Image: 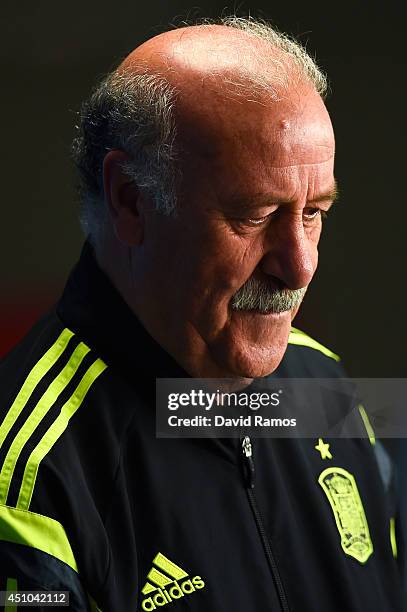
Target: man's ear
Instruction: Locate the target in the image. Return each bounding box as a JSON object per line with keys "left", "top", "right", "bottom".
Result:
{"left": 103, "top": 150, "right": 146, "bottom": 246}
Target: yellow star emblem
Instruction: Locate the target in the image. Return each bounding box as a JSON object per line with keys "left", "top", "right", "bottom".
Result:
{"left": 315, "top": 438, "right": 332, "bottom": 460}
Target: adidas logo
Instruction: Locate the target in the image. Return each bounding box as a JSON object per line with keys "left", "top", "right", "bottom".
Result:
{"left": 141, "top": 552, "right": 205, "bottom": 610}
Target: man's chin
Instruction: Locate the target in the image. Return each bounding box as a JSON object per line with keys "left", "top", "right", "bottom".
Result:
{"left": 225, "top": 349, "right": 286, "bottom": 378}
{"left": 211, "top": 311, "right": 292, "bottom": 378}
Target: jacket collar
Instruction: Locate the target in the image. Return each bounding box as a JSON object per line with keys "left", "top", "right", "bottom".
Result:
{"left": 56, "top": 241, "right": 189, "bottom": 391}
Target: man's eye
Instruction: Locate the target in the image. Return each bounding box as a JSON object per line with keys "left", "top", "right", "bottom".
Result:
{"left": 303, "top": 208, "right": 327, "bottom": 222}
{"left": 246, "top": 215, "right": 269, "bottom": 226}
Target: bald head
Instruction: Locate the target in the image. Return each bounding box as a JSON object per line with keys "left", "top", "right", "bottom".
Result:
{"left": 72, "top": 17, "right": 328, "bottom": 247}
{"left": 120, "top": 25, "right": 286, "bottom": 90}
{"left": 119, "top": 21, "right": 326, "bottom": 104}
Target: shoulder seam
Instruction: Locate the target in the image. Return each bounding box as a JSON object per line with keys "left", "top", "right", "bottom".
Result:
{"left": 0, "top": 502, "right": 78, "bottom": 572}
{"left": 288, "top": 327, "right": 340, "bottom": 362}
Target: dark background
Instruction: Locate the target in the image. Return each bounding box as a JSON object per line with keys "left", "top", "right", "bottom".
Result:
{"left": 1, "top": 0, "right": 405, "bottom": 376}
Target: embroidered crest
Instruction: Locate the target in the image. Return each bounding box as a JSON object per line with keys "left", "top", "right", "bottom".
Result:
{"left": 318, "top": 467, "right": 373, "bottom": 563}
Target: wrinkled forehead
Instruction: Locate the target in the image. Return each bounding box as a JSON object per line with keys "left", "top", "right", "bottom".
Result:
{"left": 174, "top": 84, "right": 335, "bottom": 171}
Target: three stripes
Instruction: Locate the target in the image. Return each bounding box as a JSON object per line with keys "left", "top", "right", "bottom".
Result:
{"left": 142, "top": 553, "right": 189, "bottom": 595}
{"left": 0, "top": 328, "right": 107, "bottom": 511}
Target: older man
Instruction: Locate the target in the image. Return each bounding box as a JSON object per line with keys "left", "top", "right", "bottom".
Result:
{"left": 0, "top": 17, "right": 403, "bottom": 612}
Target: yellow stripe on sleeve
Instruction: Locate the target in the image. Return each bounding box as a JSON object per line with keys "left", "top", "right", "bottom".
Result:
{"left": 358, "top": 404, "right": 376, "bottom": 446}
{"left": 288, "top": 328, "right": 340, "bottom": 362}
{"left": 0, "top": 504, "right": 77, "bottom": 572}
{"left": 0, "top": 343, "right": 90, "bottom": 505}
{"left": 5, "top": 577, "right": 17, "bottom": 612}
{"left": 0, "top": 329, "right": 74, "bottom": 449}
{"left": 390, "top": 517, "right": 398, "bottom": 559}
{"left": 16, "top": 359, "right": 107, "bottom": 511}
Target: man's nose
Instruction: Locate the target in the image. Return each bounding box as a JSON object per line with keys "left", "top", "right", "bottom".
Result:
{"left": 259, "top": 217, "right": 317, "bottom": 289}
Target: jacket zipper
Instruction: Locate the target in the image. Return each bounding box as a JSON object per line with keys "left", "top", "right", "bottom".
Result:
{"left": 241, "top": 436, "right": 290, "bottom": 612}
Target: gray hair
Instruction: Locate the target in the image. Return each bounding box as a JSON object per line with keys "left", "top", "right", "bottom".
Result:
{"left": 231, "top": 275, "right": 307, "bottom": 314}
{"left": 72, "top": 16, "right": 328, "bottom": 248}
{"left": 72, "top": 71, "right": 178, "bottom": 247}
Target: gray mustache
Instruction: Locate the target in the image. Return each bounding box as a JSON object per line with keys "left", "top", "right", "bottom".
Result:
{"left": 231, "top": 277, "right": 307, "bottom": 314}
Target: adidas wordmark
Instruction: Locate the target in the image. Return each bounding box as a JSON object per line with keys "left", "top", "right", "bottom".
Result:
{"left": 141, "top": 552, "right": 205, "bottom": 610}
